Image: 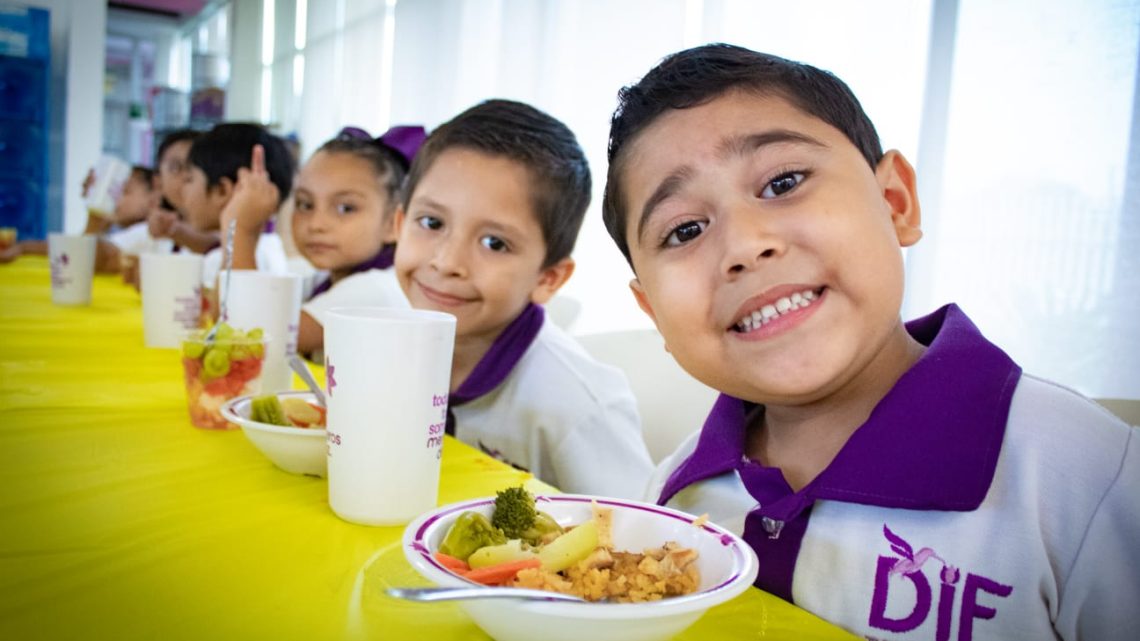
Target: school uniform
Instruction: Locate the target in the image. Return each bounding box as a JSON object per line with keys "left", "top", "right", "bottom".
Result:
{"left": 646, "top": 304, "right": 1139, "bottom": 641}
{"left": 201, "top": 232, "right": 288, "bottom": 285}
{"left": 450, "top": 303, "right": 654, "bottom": 500}
{"left": 106, "top": 221, "right": 172, "bottom": 255}
{"left": 301, "top": 245, "right": 408, "bottom": 328}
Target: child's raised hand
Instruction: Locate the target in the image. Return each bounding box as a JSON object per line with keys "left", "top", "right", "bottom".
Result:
{"left": 221, "top": 144, "right": 280, "bottom": 236}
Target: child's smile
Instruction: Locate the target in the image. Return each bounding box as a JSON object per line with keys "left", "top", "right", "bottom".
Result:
{"left": 620, "top": 90, "right": 924, "bottom": 407}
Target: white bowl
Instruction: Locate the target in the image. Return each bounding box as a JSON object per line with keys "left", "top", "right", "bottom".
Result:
{"left": 221, "top": 390, "right": 327, "bottom": 477}
{"left": 402, "top": 494, "right": 759, "bottom": 641}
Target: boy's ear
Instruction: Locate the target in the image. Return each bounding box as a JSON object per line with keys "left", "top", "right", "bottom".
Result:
{"left": 875, "top": 150, "right": 922, "bottom": 247}
{"left": 529, "top": 257, "right": 575, "bottom": 305}
{"left": 629, "top": 278, "right": 657, "bottom": 324}
{"left": 212, "top": 176, "right": 236, "bottom": 203}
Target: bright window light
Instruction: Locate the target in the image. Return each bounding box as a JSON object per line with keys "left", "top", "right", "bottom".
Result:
{"left": 295, "top": 0, "right": 308, "bottom": 50}
{"left": 293, "top": 54, "right": 304, "bottom": 98}
{"left": 261, "top": 0, "right": 275, "bottom": 66}
{"left": 260, "top": 67, "right": 272, "bottom": 123}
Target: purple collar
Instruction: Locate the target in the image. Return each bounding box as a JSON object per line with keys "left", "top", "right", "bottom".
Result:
{"left": 658, "top": 304, "right": 1022, "bottom": 518}
{"left": 445, "top": 303, "right": 545, "bottom": 435}
{"left": 309, "top": 243, "right": 395, "bottom": 300}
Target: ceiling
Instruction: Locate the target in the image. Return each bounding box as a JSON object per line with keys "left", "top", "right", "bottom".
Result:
{"left": 109, "top": 0, "right": 211, "bottom": 18}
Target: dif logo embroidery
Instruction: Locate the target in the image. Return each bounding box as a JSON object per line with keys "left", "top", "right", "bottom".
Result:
{"left": 869, "top": 524, "right": 1012, "bottom": 641}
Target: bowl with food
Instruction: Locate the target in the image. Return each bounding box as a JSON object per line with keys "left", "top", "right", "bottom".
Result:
{"left": 401, "top": 487, "right": 759, "bottom": 641}
{"left": 221, "top": 390, "right": 327, "bottom": 477}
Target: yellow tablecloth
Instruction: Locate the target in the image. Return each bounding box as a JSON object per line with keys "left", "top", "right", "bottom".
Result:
{"left": 0, "top": 256, "right": 856, "bottom": 641}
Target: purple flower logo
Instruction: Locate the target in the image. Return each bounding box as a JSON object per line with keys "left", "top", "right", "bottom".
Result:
{"left": 325, "top": 355, "right": 336, "bottom": 397}
{"left": 883, "top": 524, "right": 958, "bottom": 585}
{"left": 60, "top": 253, "right": 69, "bottom": 266}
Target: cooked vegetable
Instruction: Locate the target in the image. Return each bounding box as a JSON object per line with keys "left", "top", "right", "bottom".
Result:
{"left": 438, "top": 511, "right": 507, "bottom": 561}
{"left": 538, "top": 519, "right": 599, "bottom": 572}
{"left": 463, "top": 558, "right": 542, "bottom": 586}
{"left": 250, "top": 394, "right": 288, "bottom": 426}
{"left": 520, "top": 510, "right": 564, "bottom": 545}
{"left": 467, "top": 539, "right": 538, "bottom": 569}
{"left": 491, "top": 486, "right": 537, "bottom": 539}
{"left": 433, "top": 551, "right": 470, "bottom": 573}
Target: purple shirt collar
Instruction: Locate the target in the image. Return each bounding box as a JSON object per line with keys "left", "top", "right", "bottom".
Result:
{"left": 308, "top": 243, "right": 395, "bottom": 300}
{"left": 658, "top": 304, "right": 1022, "bottom": 517}
{"left": 445, "top": 303, "right": 545, "bottom": 435}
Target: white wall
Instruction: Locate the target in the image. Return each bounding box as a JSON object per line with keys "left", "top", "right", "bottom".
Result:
{"left": 21, "top": 0, "right": 106, "bottom": 235}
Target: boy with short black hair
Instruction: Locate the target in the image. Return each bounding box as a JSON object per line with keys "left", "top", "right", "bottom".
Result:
{"left": 603, "top": 43, "right": 1138, "bottom": 640}
{"left": 181, "top": 122, "right": 294, "bottom": 288}
{"left": 394, "top": 99, "right": 653, "bottom": 499}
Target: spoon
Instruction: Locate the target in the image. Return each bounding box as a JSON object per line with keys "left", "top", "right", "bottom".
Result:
{"left": 203, "top": 218, "right": 238, "bottom": 344}
{"left": 288, "top": 354, "right": 327, "bottom": 407}
{"left": 385, "top": 586, "right": 586, "bottom": 603}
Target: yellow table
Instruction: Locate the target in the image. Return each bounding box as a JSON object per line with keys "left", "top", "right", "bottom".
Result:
{"left": 0, "top": 256, "right": 856, "bottom": 641}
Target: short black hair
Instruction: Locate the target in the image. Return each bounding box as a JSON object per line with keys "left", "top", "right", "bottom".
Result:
{"left": 187, "top": 123, "right": 295, "bottom": 206}
{"left": 603, "top": 43, "right": 884, "bottom": 263}
{"left": 155, "top": 128, "right": 200, "bottom": 166}
{"left": 402, "top": 99, "right": 591, "bottom": 269}
{"left": 129, "top": 165, "right": 155, "bottom": 187}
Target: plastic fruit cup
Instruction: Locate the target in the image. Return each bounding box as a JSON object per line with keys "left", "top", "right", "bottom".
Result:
{"left": 181, "top": 327, "right": 267, "bottom": 430}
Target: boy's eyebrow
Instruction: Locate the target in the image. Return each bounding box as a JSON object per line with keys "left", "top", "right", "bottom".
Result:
{"left": 636, "top": 129, "right": 827, "bottom": 245}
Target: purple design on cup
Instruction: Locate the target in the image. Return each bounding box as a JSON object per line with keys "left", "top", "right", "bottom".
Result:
{"left": 60, "top": 253, "right": 69, "bottom": 266}
{"left": 325, "top": 356, "right": 336, "bottom": 397}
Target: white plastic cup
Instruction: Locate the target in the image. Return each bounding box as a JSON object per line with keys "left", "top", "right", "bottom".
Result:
{"left": 220, "top": 271, "right": 304, "bottom": 393}
{"left": 85, "top": 155, "right": 132, "bottom": 218}
{"left": 325, "top": 307, "right": 456, "bottom": 526}
{"left": 140, "top": 253, "right": 204, "bottom": 348}
{"left": 47, "top": 233, "right": 97, "bottom": 306}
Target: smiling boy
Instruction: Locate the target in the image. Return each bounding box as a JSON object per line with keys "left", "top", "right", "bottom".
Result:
{"left": 394, "top": 99, "right": 653, "bottom": 499}
{"left": 602, "top": 44, "right": 1138, "bottom": 640}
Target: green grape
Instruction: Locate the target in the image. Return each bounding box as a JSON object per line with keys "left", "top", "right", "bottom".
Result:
{"left": 214, "top": 322, "right": 236, "bottom": 341}
{"left": 250, "top": 342, "right": 265, "bottom": 359}
{"left": 230, "top": 343, "right": 252, "bottom": 360}
{"left": 246, "top": 328, "right": 264, "bottom": 341}
{"left": 182, "top": 340, "right": 205, "bottom": 359}
{"left": 202, "top": 348, "right": 231, "bottom": 379}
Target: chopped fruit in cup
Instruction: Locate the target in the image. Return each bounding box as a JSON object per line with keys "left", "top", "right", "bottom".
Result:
{"left": 182, "top": 323, "right": 266, "bottom": 429}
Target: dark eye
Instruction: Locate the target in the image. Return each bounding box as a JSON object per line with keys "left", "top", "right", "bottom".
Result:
{"left": 294, "top": 198, "right": 312, "bottom": 212}
{"left": 664, "top": 220, "right": 706, "bottom": 247}
{"left": 336, "top": 203, "right": 357, "bottom": 215}
{"left": 760, "top": 172, "right": 805, "bottom": 198}
{"left": 417, "top": 216, "right": 443, "bottom": 231}
{"left": 481, "top": 235, "right": 507, "bottom": 252}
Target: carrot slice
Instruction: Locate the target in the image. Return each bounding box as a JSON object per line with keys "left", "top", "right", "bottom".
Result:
{"left": 433, "top": 551, "right": 470, "bottom": 573}
{"left": 462, "top": 558, "right": 542, "bottom": 585}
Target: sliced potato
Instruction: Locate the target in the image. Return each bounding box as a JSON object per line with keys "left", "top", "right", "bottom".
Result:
{"left": 466, "top": 539, "right": 537, "bottom": 569}
{"left": 538, "top": 519, "right": 598, "bottom": 572}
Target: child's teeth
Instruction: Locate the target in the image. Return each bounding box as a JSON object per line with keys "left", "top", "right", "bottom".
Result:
{"left": 736, "top": 288, "right": 820, "bottom": 333}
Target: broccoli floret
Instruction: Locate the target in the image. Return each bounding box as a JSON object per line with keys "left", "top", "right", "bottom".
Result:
{"left": 491, "top": 486, "right": 537, "bottom": 539}
{"left": 438, "top": 511, "right": 507, "bottom": 561}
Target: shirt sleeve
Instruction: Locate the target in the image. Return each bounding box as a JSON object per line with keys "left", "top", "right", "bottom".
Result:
{"left": 549, "top": 394, "right": 654, "bottom": 500}
{"left": 105, "top": 223, "right": 152, "bottom": 254}
{"left": 1054, "top": 425, "right": 1140, "bottom": 641}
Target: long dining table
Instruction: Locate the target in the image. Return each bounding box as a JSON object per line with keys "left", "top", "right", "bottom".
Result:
{"left": 0, "top": 255, "right": 857, "bottom": 640}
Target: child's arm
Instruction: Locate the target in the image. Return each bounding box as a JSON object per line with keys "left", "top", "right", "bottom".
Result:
{"left": 221, "top": 144, "right": 281, "bottom": 270}
{"left": 0, "top": 239, "right": 45, "bottom": 263}
{"left": 295, "top": 311, "right": 323, "bottom": 358}
{"left": 148, "top": 208, "right": 221, "bottom": 254}
{"left": 0, "top": 238, "right": 121, "bottom": 274}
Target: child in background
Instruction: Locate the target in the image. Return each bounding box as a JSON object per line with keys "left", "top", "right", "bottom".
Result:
{"left": 0, "top": 165, "right": 158, "bottom": 273}
{"left": 225, "top": 125, "right": 425, "bottom": 357}
{"left": 394, "top": 99, "right": 653, "bottom": 499}
{"left": 602, "top": 44, "right": 1138, "bottom": 640}
{"left": 180, "top": 123, "right": 294, "bottom": 297}
{"left": 146, "top": 129, "right": 221, "bottom": 255}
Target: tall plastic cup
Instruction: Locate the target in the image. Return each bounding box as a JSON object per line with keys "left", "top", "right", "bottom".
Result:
{"left": 47, "top": 233, "right": 97, "bottom": 306}
{"left": 325, "top": 308, "right": 456, "bottom": 526}
{"left": 140, "top": 253, "right": 204, "bottom": 348}
{"left": 85, "top": 155, "right": 132, "bottom": 218}
{"left": 221, "top": 271, "right": 303, "bottom": 393}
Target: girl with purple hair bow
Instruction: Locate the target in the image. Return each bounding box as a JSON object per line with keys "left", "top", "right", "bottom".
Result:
{"left": 225, "top": 125, "right": 427, "bottom": 359}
